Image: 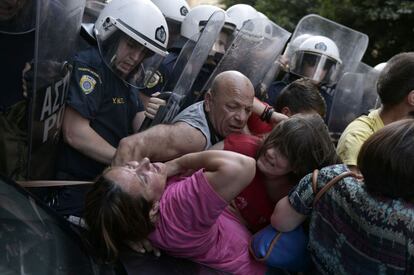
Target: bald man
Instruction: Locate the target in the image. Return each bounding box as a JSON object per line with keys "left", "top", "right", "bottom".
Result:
{"left": 113, "top": 70, "right": 255, "bottom": 165}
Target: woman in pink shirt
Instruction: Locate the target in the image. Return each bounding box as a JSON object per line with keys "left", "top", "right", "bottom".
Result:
{"left": 83, "top": 150, "right": 266, "bottom": 275}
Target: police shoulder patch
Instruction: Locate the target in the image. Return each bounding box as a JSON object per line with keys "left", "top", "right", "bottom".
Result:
{"left": 79, "top": 74, "right": 97, "bottom": 94}
{"left": 146, "top": 71, "right": 163, "bottom": 89}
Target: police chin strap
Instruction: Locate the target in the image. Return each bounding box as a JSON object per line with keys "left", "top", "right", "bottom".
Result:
{"left": 110, "top": 54, "right": 117, "bottom": 65}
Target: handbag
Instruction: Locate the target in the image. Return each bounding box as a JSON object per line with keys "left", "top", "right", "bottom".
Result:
{"left": 250, "top": 223, "right": 310, "bottom": 272}
{"left": 250, "top": 169, "right": 358, "bottom": 271}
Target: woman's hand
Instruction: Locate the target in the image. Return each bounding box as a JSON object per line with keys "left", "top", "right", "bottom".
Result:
{"left": 165, "top": 159, "right": 184, "bottom": 177}
{"left": 126, "top": 239, "right": 161, "bottom": 257}
{"left": 165, "top": 158, "right": 195, "bottom": 178}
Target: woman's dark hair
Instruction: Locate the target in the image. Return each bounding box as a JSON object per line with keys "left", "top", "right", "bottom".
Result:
{"left": 258, "top": 114, "right": 341, "bottom": 179}
{"left": 358, "top": 119, "right": 414, "bottom": 199}
{"left": 83, "top": 172, "right": 154, "bottom": 263}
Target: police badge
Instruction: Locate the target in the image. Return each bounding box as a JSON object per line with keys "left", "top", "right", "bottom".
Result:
{"left": 146, "top": 71, "right": 163, "bottom": 89}
{"left": 79, "top": 75, "right": 97, "bottom": 94}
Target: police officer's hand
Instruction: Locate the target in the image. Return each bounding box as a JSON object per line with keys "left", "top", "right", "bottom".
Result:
{"left": 278, "top": 55, "right": 290, "bottom": 72}
{"left": 144, "top": 92, "right": 166, "bottom": 119}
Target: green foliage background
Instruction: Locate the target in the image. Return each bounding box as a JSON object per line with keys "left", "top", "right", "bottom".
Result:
{"left": 220, "top": 0, "right": 414, "bottom": 65}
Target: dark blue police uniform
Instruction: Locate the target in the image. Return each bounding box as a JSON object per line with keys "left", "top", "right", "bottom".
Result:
{"left": 54, "top": 46, "right": 143, "bottom": 216}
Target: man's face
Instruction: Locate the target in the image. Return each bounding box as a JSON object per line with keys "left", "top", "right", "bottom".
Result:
{"left": 302, "top": 62, "right": 327, "bottom": 84}
{"left": 205, "top": 82, "right": 254, "bottom": 137}
{"left": 300, "top": 53, "right": 339, "bottom": 84}
{"left": 0, "top": 0, "right": 28, "bottom": 21}
{"left": 211, "top": 31, "right": 230, "bottom": 56}
{"left": 114, "top": 36, "right": 149, "bottom": 78}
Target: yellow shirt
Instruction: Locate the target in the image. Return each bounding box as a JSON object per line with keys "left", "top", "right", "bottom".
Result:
{"left": 336, "top": 109, "right": 384, "bottom": 166}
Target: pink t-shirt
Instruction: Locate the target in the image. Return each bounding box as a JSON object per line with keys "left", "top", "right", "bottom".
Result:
{"left": 148, "top": 170, "right": 266, "bottom": 275}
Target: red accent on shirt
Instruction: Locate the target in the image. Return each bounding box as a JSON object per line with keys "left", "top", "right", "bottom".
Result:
{"left": 224, "top": 133, "right": 275, "bottom": 232}
{"left": 248, "top": 113, "right": 272, "bottom": 136}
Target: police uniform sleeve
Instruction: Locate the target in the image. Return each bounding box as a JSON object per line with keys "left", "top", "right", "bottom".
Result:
{"left": 129, "top": 87, "right": 144, "bottom": 121}
{"left": 66, "top": 60, "right": 103, "bottom": 120}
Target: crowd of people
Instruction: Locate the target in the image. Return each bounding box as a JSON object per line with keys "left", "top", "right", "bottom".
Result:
{"left": 1, "top": 0, "right": 413, "bottom": 274}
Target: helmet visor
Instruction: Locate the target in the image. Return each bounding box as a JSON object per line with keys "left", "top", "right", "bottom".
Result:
{"left": 290, "top": 51, "right": 340, "bottom": 84}
{"left": 96, "top": 26, "right": 164, "bottom": 88}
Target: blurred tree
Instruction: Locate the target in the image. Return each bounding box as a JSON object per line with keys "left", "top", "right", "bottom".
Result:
{"left": 221, "top": 0, "right": 257, "bottom": 7}
{"left": 220, "top": 0, "right": 414, "bottom": 65}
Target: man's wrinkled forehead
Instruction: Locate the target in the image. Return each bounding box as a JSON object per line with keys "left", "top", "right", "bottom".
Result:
{"left": 214, "top": 87, "right": 254, "bottom": 108}
{"left": 224, "top": 78, "right": 254, "bottom": 94}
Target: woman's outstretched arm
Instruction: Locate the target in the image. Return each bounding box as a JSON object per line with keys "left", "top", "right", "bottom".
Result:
{"left": 166, "top": 150, "right": 256, "bottom": 202}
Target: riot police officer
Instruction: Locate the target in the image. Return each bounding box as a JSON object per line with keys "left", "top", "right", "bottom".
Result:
{"left": 267, "top": 35, "right": 342, "bottom": 120}
{"left": 138, "top": 0, "right": 191, "bottom": 108}
{"left": 140, "top": 5, "right": 237, "bottom": 111}
{"left": 151, "top": 0, "right": 190, "bottom": 48}
{"left": 53, "top": 0, "right": 169, "bottom": 217}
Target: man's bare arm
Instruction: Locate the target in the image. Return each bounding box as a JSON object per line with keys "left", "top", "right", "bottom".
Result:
{"left": 113, "top": 122, "right": 207, "bottom": 165}
{"left": 132, "top": 111, "right": 145, "bottom": 133}
{"left": 252, "top": 97, "right": 288, "bottom": 125}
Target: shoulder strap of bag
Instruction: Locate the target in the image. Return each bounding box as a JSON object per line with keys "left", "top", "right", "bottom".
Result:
{"left": 312, "top": 170, "right": 358, "bottom": 207}
{"left": 311, "top": 169, "right": 319, "bottom": 194}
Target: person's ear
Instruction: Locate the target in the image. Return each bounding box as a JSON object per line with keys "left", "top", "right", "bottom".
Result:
{"left": 407, "top": 90, "right": 414, "bottom": 106}
{"left": 204, "top": 90, "right": 212, "bottom": 112}
{"left": 281, "top": 106, "right": 292, "bottom": 117}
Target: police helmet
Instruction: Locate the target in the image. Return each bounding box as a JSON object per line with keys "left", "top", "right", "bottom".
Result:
{"left": 94, "top": 0, "right": 169, "bottom": 87}
{"left": 180, "top": 5, "right": 236, "bottom": 42}
{"left": 226, "top": 4, "right": 258, "bottom": 30}
{"left": 151, "top": 0, "right": 190, "bottom": 24}
{"left": 289, "top": 35, "right": 342, "bottom": 84}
